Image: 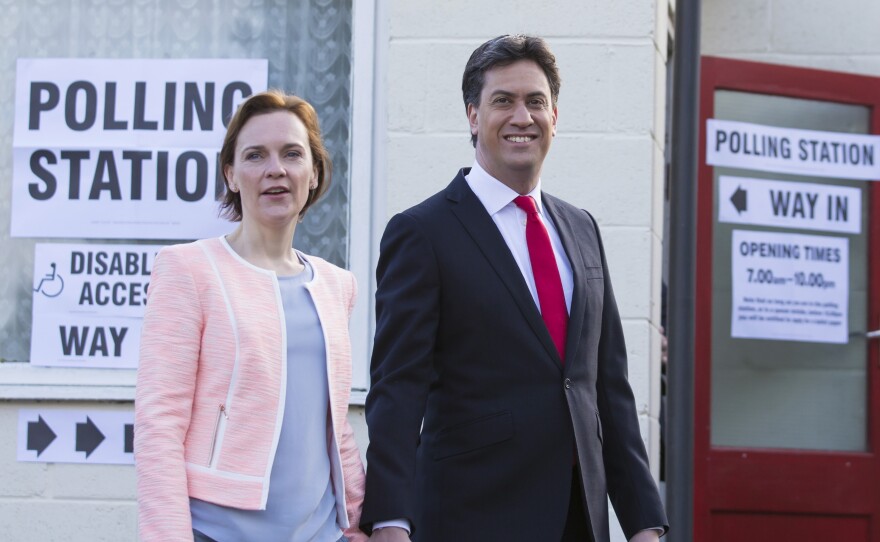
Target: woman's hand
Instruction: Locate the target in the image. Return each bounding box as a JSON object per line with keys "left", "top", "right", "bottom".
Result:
{"left": 369, "top": 526, "right": 411, "bottom": 542}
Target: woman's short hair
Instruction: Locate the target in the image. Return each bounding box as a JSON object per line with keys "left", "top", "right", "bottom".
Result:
{"left": 219, "top": 90, "right": 331, "bottom": 221}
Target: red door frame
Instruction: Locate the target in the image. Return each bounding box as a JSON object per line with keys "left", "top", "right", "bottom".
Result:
{"left": 695, "top": 56, "right": 880, "bottom": 539}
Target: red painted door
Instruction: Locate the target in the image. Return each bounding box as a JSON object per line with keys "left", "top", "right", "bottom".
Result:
{"left": 695, "top": 57, "right": 880, "bottom": 540}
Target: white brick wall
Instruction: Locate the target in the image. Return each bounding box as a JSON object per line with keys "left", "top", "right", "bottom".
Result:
{"left": 388, "top": 0, "right": 656, "bottom": 38}
{"left": 702, "top": 0, "right": 880, "bottom": 75}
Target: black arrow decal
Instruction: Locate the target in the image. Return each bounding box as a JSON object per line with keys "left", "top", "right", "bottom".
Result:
{"left": 75, "top": 417, "right": 105, "bottom": 458}
{"left": 27, "top": 416, "right": 57, "bottom": 457}
{"left": 124, "top": 424, "right": 134, "bottom": 454}
{"left": 730, "top": 186, "right": 747, "bottom": 214}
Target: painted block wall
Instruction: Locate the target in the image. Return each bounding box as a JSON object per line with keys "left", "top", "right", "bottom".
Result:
{"left": 702, "top": 0, "right": 880, "bottom": 75}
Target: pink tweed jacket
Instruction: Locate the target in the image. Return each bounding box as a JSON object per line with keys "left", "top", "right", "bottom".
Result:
{"left": 135, "top": 237, "right": 366, "bottom": 541}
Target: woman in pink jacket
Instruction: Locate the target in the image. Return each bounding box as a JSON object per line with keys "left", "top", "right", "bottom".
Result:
{"left": 135, "top": 90, "right": 366, "bottom": 542}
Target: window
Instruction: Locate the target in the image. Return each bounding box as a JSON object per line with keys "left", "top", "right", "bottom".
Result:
{"left": 0, "top": 0, "right": 374, "bottom": 398}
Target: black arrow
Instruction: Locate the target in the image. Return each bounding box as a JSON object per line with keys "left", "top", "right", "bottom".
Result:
{"left": 27, "top": 416, "right": 57, "bottom": 457}
{"left": 730, "top": 186, "right": 747, "bottom": 214}
{"left": 75, "top": 417, "right": 105, "bottom": 458}
{"left": 124, "top": 424, "right": 134, "bottom": 454}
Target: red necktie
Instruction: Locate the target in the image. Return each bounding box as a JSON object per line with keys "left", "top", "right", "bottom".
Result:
{"left": 514, "top": 195, "right": 568, "bottom": 362}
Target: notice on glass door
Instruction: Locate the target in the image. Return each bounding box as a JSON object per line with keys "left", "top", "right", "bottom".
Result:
{"left": 731, "top": 229, "right": 849, "bottom": 344}
{"left": 718, "top": 175, "right": 861, "bottom": 234}
{"left": 706, "top": 118, "right": 880, "bottom": 180}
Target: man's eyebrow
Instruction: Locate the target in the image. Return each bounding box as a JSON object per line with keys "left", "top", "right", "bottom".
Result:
{"left": 488, "top": 89, "right": 549, "bottom": 98}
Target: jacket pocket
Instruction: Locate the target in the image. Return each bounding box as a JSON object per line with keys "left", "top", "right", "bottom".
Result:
{"left": 208, "top": 403, "right": 228, "bottom": 467}
{"left": 433, "top": 411, "right": 514, "bottom": 460}
{"left": 583, "top": 266, "right": 603, "bottom": 280}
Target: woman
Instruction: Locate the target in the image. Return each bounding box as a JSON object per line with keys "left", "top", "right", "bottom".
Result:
{"left": 135, "top": 90, "right": 366, "bottom": 542}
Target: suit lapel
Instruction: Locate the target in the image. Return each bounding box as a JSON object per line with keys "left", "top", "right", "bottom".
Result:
{"left": 446, "top": 173, "right": 563, "bottom": 370}
{"left": 542, "top": 194, "right": 588, "bottom": 372}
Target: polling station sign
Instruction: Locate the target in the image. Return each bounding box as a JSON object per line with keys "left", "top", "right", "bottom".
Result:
{"left": 12, "top": 58, "right": 267, "bottom": 239}
{"left": 707, "top": 119, "right": 880, "bottom": 180}
{"left": 718, "top": 176, "right": 862, "bottom": 234}
{"left": 731, "top": 230, "right": 849, "bottom": 344}
{"left": 30, "top": 243, "right": 161, "bottom": 369}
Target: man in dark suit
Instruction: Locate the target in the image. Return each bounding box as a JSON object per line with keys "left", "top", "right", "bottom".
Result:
{"left": 361, "top": 35, "right": 668, "bottom": 542}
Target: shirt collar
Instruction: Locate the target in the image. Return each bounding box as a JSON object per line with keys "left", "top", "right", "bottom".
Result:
{"left": 464, "top": 161, "right": 545, "bottom": 217}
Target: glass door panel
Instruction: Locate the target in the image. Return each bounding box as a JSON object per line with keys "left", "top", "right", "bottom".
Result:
{"left": 710, "top": 90, "right": 870, "bottom": 451}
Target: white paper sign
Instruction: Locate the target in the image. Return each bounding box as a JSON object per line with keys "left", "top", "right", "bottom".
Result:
{"left": 718, "top": 176, "right": 862, "bottom": 234}
{"left": 18, "top": 409, "right": 134, "bottom": 465}
{"left": 731, "top": 230, "right": 849, "bottom": 344}
{"left": 30, "top": 243, "right": 161, "bottom": 368}
{"left": 12, "top": 58, "right": 268, "bottom": 239}
{"left": 707, "top": 119, "right": 880, "bottom": 180}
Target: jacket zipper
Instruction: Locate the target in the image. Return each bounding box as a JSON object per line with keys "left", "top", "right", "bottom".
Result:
{"left": 208, "top": 403, "right": 228, "bottom": 467}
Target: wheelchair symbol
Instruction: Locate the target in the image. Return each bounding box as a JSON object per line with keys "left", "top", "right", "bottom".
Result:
{"left": 34, "top": 263, "right": 65, "bottom": 298}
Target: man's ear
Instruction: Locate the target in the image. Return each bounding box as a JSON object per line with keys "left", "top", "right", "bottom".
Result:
{"left": 551, "top": 105, "right": 558, "bottom": 137}
{"left": 467, "top": 103, "right": 479, "bottom": 138}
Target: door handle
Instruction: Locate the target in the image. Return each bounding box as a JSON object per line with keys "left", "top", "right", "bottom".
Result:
{"left": 869, "top": 330, "right": 880, "bottom": 340}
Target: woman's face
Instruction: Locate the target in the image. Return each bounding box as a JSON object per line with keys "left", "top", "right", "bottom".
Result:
{"left": 224, "top": 110, "right": 317, "bottom": 230}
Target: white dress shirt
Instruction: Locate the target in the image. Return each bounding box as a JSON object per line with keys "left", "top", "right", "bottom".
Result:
{"left": 464, "top": 161, "right": 573, "bottom": 314}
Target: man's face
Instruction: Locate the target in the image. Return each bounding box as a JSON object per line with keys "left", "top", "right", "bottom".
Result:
{"left": 468, "top": 59, "right": 557, "bottom": 193}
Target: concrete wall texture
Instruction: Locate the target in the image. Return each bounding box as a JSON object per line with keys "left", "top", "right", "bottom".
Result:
{"left": 0, "top": 1, "right": 674, "bottom": 540}
{"left": 702, "top": 0, "right": 880, "bottom": 75}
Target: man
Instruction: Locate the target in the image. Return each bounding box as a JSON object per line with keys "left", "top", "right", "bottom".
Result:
{"left": 361, "top": 35, "right": 668, "bottom": 542}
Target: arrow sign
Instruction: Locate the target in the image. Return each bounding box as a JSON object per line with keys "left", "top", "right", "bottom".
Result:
{"left": 76, "top": 417, "right": 106, "bottom": 458}
{"left": 730, "top": 186, "right": 747, "bottom": 214}
{"left": 18, "top": 409, "right": 134, "bottom": 465}
{"left": 718, "top": 175, "right": 861, "bottom": 234}
{"left": 124, "top": 424, "right": 134, "bottom": 454}
{"left": 27, "top": 416, "right": 57, "bottom": 456}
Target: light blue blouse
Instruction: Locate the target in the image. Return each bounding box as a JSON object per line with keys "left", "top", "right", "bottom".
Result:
{"left": 191, "top": 260, "right": 342, "bottom": 541}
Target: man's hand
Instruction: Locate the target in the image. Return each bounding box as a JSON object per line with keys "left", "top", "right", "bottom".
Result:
{"left": 630, "top": 528, "right": 661, "bottom": 542}
{"left": 369, "top": 526, "right": 411, "bottom": 542}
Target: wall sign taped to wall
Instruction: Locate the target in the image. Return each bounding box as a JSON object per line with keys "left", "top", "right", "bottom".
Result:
{"left": 30, "top": 242, "right": 164, "bottom": 369}
{"left": 11, "top": 58, "right": 267, "bottom": 239}
{"left": 731, "top": 229, "right": 849, "bottom": 344}
{"left": 17, "top": 408, "right": 134, "bottom": 465}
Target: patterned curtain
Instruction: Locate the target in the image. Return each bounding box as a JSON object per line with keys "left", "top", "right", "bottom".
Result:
{"left": 0, "top": 0, "right": 353, "bottom": 362}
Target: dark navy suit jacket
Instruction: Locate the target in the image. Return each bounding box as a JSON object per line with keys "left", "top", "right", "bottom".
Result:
{"left": 361, "top": 169, "right": 668, "bottom": 542}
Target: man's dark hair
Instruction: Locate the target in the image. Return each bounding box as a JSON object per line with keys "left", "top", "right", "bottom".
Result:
{"left": 462, "top": 34, "right": 561, "bottom": 147}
